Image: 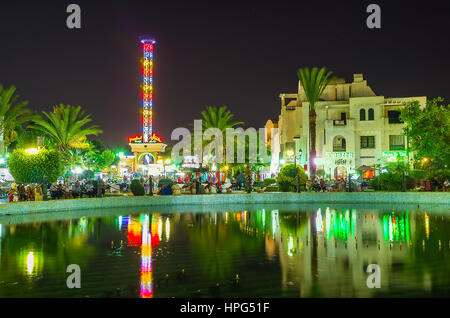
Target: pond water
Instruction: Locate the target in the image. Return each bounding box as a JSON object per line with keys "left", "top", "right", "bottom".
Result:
{"left": 0, "top": 203, "right": 449, "bottom": 298}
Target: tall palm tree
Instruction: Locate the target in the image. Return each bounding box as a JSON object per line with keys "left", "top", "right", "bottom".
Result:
{"left": 0, "top": 85, "right": 34, "bottom": 148}
{"left": 29, "top": 104, "right": 102, "bottom": 152}
{"left": 200, "top": 105, "right": 244, "bottom": 132}
{"left": 192, "top": 106, "right": 244, "bottom": 169}
{"left": 297, "top": 67, "right": 335, "bottom": 179}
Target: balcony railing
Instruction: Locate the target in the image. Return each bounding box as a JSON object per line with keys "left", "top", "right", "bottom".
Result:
{"left": 389, "top": 145, "right": 405, "bottom": 151}
{"left": 333, "top": 120, "right": 346, "bottom": 126}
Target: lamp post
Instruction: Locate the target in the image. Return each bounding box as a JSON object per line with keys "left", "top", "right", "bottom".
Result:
{"left": 297, "top": 149, "right": 303, "bottom": 192}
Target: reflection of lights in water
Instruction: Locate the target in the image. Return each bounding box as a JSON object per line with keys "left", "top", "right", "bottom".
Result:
{"left": 262, "top": 209, "right": 265, "bottom": 228}
{"left": 424, "top": 213, "right": 429, "bottom": 239}
{"left": 316, "top": 208, "right": 323, "bottom": 233}
{"left": 79, "top": 217, "right": 87, "bottom": 232}
{"left": 128, "top": 218, "right": 142, "bottom": 246}
{"left": 225, "top": 212, "right": 229, "bottom": 223}
{"left": 158, "top": 218, "right": 162, "bottom": 241}
{"left": 271, "top": 210, "right": 279, "bottom": 238}
{"left": 325, "top": 208, "right": 331, "bottom": 238}
{"left": 165, "top": 218, "right": 170, "bottom": 241}
{"left": 140, "top": 215, "right": 153, "bottom": 298}
{"left": 118, "top": 216, "right": 123, "bottom": 229}
{"left": 287, "top": 236, "right": 294, "bottom": 256}
{"left": 389, "top": 216, "right": 393, "bottom": 241}
{"left": 351, "top": 209, "right": 356, "bottom": 238}
{"left": 382, "top": 211, "right": 409, "bottom": 243}
{"left": 121, "top": 216, "right": 130, "bottom": 231}
{"left": 27, "top": 251, "right": 34, "bottom": 275}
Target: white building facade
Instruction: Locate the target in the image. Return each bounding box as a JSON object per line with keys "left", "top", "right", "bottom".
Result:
{"left": 268, "top": 74, "right": 426, "bottom": 179}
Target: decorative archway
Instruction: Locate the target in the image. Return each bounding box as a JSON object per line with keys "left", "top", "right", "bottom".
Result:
{"left": 138, "top": 152, "right": 156, "bottom": 165}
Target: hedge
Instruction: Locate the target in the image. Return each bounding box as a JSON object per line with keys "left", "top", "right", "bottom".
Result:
{"left": 8, "top": 149, "right": 63, "bottom": 183}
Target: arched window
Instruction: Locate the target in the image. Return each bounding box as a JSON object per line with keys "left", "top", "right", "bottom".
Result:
{"left": 360, "top": 109, "right": 366, "bottom": 121}
{"left": 333, "top": 135, "right": 346, "bottom": 152}
{"left": 368, "top": 108, "right": 374, "bottom": 120}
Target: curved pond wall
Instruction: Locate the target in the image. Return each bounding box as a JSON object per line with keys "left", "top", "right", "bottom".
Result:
{"left": 1, "top": 192, "right": 448, "bottom": 216}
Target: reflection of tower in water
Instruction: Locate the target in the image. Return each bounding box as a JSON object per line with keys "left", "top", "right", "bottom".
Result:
{"left": 122, "top": 214, "right": 169, "bottom": 298}
{"left": 140, "top": 215, "right": 153, "bottom": 298}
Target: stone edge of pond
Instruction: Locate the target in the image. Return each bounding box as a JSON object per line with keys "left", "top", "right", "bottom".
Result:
{"left": 1, "top": 192, "right": 449, "bottom": 216}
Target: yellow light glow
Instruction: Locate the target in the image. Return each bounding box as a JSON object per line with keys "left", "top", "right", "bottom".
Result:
{"left": 157, "top": 159, "right": 163, "bottom": 164}
{"left": 287, "top": 150, "right": 294, "bottom": 156}
{"left": 287, "top": 236, "right": 294, "bottom": 256}
{"left": 165, "top": 218, "right": 170, "bottom": 241}
{"left": 25, "top": 148, "right": 39, "bottom": 155}
{"left": 27, "top": 251, "right": 34, "bottom": 274}
{"left": 164, "top": 159, "right": 171, "bottom": 164}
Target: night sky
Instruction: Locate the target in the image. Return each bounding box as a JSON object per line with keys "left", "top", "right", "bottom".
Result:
{"left": 1, "top": 0, "right": 449, "bottom": 148}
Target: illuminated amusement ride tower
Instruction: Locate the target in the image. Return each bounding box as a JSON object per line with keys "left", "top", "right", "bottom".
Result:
{"left": 128, "top": 38, "right": 167, "bottom": 174}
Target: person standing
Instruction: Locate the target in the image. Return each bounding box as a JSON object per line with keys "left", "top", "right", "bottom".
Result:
{"left": 42, "top": 176, "right": 48, "bottom": 201}
{"left": 148, "top": 176, "right": 153, "bottom": 196}
{"left": 34, "top": 184, "right": 44, "bottom": 201}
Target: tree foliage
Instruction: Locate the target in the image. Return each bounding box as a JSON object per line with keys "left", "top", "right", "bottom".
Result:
{"left": 9, "top": 149, "right": 63, "bottom": 183}
{"left": 297, "top": 67, "right": 335, "bottom": 179}
{"left": 0, "top": 85, "right": 35, "bottom": 147}
{"left": 400, "top": 98, "right": 450, "bottom": 177}
{"left": 277, "top": 163, "right": 307, "bottom": 192}
{"left": 29, "top": 104, "right": 102, "bottom": 152}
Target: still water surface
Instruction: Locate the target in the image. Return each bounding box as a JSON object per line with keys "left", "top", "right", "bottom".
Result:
{"left": 0, "top": 203, "right": 449, "bottom": 298}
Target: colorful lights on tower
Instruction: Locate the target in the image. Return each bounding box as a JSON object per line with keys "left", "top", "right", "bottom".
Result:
{"left": 141, "top": 38, "right": 156, "bottom": 143}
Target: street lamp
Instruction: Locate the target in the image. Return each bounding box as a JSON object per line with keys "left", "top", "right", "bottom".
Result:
{"left": 296, "top": 149, "right": 303, "bottom": 193}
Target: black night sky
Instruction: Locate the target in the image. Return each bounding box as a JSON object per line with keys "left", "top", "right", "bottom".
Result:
{"left": 1, "top": 0, "right": 449, "bottom": 148}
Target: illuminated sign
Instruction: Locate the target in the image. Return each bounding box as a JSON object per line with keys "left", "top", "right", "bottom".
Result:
{"left": 128, "top": 135, "right": 143, "bottom": 143}
{"left": 128, "top": 133, "right": 162, "bottom": 144}
{"left": 382, "top": 151, "right": 407, "bottom": 162}
{"left": 149, "top": 133, "right": 162, "bottom": 143}
{"left": 326, "top": 152, "right": 354, "bottom": 159}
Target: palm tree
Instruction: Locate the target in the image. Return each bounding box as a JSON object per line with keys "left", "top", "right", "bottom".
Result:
{"left": 200, "top": 105, "right": 243, "bottom": 132}
{"left": 192, "top": 106, "right": 244, "bottom": 169}
{"left": 0, "top": 85, "right": 34, "bottom": 149}
{"left": 297, "top": 67, "right": 335, "bottom": 179}
{"left": 29, "top": 104, "right": 102, "bottom": 152}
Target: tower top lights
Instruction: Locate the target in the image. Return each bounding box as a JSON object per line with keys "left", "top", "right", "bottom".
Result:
{"left": 141, "top": 38, "right": 156, "bottom": 143}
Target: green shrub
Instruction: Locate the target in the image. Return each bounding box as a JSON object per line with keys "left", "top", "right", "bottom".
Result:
{"left": 277, "top": 163, "right": 307, "bottom": 192}
{"left": 8, "top": 149, "right": 63, "bottom": 183}
{"left": 265, "top": 185, "right": 279, "bottom": 192}
{"left": 369, "top": 172, "right": 403, "bottom": 191}
{"left": 263, "top": 178, "right": 277, "bottom": 187}
{"left": 158, "top": 178, "right": 174, "bottom": 188}
{"left": 130, "top": 179, "right": 145, "bottom": 196}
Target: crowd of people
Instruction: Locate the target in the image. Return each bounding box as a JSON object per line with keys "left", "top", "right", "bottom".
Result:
{"left": 4, "top": 174, "right": 449, "bottom": 202}
{"left": 7, "top": 179, "right": 115, "bottom": 202}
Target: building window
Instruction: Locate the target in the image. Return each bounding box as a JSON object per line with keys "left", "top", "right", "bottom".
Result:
{"left": 360, "top": 136, "right": 375, "bottom": 149}
{"left": 388, "top": 110, "right": 402, "bottom": 123}
{"left": 368, "top": 108, "right": 374, "bottom": 120}
{"left": 333, "top": 135, "right": 346, "bottom": 152}
{"left": 360, "top": 109, "right": 366, "bottom": 121}
{"left": 389, "top": 135, "right": 405, "bottom": 150}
